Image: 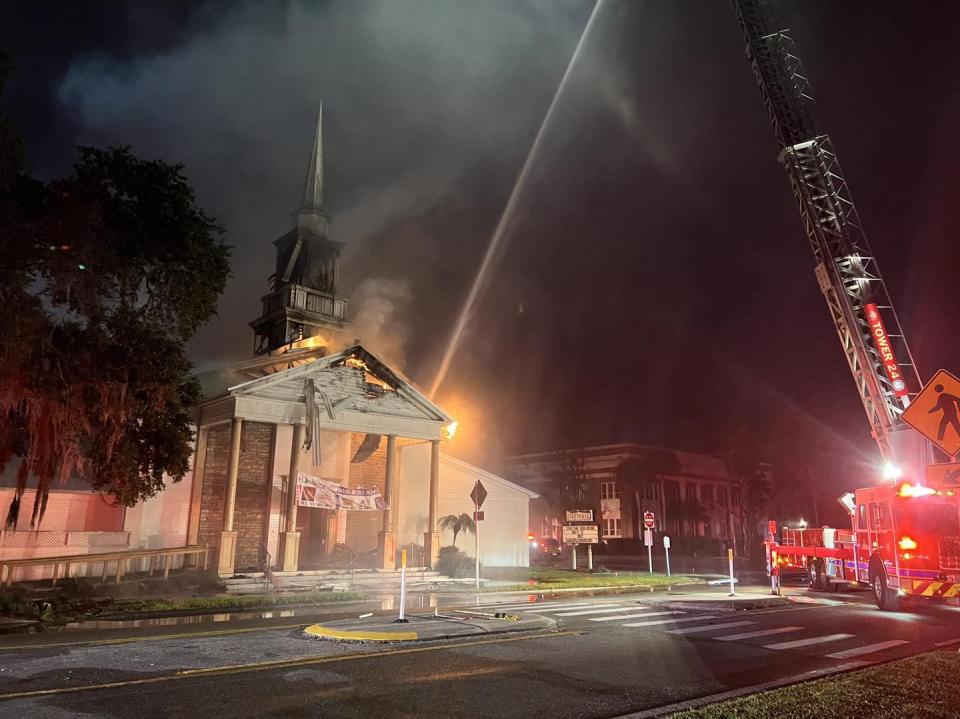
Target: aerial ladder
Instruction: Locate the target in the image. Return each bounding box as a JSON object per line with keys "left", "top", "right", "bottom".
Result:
{"left": 732, "top": 0, "right": 928, "bottom": 475}
{"left": 731, "top": 1, "right": 960, "bottom": 611}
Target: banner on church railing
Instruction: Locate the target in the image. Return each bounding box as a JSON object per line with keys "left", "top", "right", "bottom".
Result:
{"left": 296, "top": 472, "right": 387, "bottom": 511}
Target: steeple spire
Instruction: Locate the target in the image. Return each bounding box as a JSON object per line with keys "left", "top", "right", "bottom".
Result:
{"left": 294, "top": 103, "right": 329, "bottom": 234}
{"left": 251, "top": 101, "right": 350, "bottom": 355}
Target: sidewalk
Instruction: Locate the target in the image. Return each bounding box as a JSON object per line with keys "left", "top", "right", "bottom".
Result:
{"left": 303, "top": 610, "right": 556, "bottom": 642}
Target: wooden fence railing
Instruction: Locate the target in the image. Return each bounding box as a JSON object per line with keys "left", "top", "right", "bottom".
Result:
{"left": 0, "top": 545, "right": 210, "bottom": 587}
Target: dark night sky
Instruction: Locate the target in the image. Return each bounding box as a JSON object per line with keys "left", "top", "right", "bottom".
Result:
{"left": 3, "top": 1, "right": 959, "bottom": 491}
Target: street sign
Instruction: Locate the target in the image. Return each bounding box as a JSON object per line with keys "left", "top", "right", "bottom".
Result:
{"left": 562, "top": 525, "right": 599, "bottom": 545}
{"left": 470, "top": 480, "right": 488, "bottom": 509}
{"left": 903, "top": 369, "right": 960, "bottom": 456}
{"left": 643, "top": 529, "right": 653, "bottom": 547}
{"left": 565, "top": 509, "right": 594, "bottom": 522}
{"left": 643, "top": 511, "right": 655, "bottom": 529}
{"left": 473, "top": 510, "right": 485, "bottom": 521}
{"left": 768, "top": 520, "right": 777, "bottom": 539}
{"left": 663, "top": 536, "right": 671, "bottom": 549}
{"left": 926, "top": 462, "right": 960, "bottom": 486}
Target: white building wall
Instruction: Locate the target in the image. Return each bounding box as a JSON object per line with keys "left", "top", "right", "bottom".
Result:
{"left": 123, "top": 472, "right": 193, "bottom": 551}
{"left": 397, "top": 443, "right": 532, "bottom": 568}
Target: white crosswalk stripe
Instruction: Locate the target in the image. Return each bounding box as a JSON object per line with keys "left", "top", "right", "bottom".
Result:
{"left": 666, "top": 621, "right": 754, "bottom": 635}
{"left": 512, "top": 602, "right": 622, "bottom": 612}
{"left": 764, "top": 633, "right": 855, "bottom": 650}
{"left": 589, "top": 611, "right": 682, "bottom": 623}
{"left": 555, "top": 606, "right": 637, "bottom": 617}
{"left": 714, "top": 626, "right": 803, "bottom": 641}
{"left": 623, "top": 615, "right": 719, "bottom": 628}
{"left": 825, "top": 640, "right": 909, "bottom": 659}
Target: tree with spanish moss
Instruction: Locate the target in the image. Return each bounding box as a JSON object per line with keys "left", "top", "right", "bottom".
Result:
{"left": 0, "top": 58, "right": 231, "bottom": 526}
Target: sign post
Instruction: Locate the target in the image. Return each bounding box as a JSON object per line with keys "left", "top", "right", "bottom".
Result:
{"left": 663, "top": 535, "right": 671, "bottom": 577}
{"left": 643, "top": 511, "right": 656, "bottom": 573}
{"left": 727, "top": 547, "right": 736, "bottom": 597}
{"left": 644, "top": 528, "right": 653, "bottom": 573}
{"left": 470, "top": 480, "right": 487, "bottom": 592}
{"left": 398, "top": 548, "right": 408, "bottom": 622}
{"left": 562, "top": 525, "right": 598, "bottom": 571}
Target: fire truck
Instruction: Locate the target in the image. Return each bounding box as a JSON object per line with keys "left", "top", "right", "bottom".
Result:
{"left": 733, "top": 0, "right": 959, "bottom": 610}
{"left": 770, "top": 479, "right": 960, "bottom": 610}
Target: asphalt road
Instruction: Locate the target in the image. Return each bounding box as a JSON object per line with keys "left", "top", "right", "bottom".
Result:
{"left": 2, "top": 587, "right": 959, "bottom": 718}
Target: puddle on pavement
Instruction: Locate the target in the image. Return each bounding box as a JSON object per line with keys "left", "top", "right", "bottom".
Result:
{"left": 51, "top": 594, "right": 441, "bottom": 631}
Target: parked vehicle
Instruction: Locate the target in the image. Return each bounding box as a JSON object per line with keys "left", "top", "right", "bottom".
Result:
{"left": 528, "top": 534, "right": 562, "bottom": 561}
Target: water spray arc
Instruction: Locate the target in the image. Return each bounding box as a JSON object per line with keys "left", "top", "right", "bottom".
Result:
{"left": 428, "top": 0, "right": 604, "bottom": 400}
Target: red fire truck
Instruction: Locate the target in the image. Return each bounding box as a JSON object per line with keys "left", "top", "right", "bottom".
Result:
{"left": 734, "top": 2, "right": 960, "bottom": 612}
{"left": 768, "top": 478, "right": 960, "bottom": 610}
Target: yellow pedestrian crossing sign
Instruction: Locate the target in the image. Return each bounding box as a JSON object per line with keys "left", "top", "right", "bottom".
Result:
{"left": 903, "top": 369, "right": 960, "bottom": 456}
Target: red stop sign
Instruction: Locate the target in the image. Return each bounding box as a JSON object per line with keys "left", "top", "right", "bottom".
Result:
{"left": 643, "top": 511, "right": 655, "bottom": 529}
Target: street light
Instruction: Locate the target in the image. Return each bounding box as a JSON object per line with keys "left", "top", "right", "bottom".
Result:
{"left": 798, "top": 519, "right": 807, "bottom": 529}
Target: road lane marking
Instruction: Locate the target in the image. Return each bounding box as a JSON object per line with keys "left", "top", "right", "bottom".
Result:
{"left": 934, "top": 637, "right": 960, "bottom": 648}
{"left": 0, "top": 630, "right": 580, "bottom": 701}
{"left": 714, "top": 626, "right": 803, "bottom": 641}
{"left": 589, "top": 612, "right": 682, "bottom": 622}
{"left": 763, "top": 633, "right": 855, "bottom": 650}
{"left": 623, "top": 615, "right": 718, "bottom": 627}
{"left": 514, "top": 602, "right": 616, "bottom": 612}
{"left": 554, "top": 606, "right": 634, "bottom": 617}
{"left": 666, "top": 621, "right": 754, "bottom": 635}
{"left": 498, "top": 601, "right": 600, "bottom": 609}
{"left": 825, "top": 640, "right": 909, "bottom": 659}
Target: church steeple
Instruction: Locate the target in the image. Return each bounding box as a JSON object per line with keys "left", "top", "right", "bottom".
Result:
{"left": 294, "top": 104, "right": 330, "bottom": 235}
{"left": 249, "top": 104, "right": 350, "bottom": 355}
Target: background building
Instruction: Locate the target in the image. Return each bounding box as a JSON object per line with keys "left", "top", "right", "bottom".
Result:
{"left": 509, "top": 443, "right": 748, "bottom": 554}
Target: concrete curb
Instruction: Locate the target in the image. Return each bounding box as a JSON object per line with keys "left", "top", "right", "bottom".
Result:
{"left": 303, "top": 624, "right": 419, "bottom": 642}
{"left": 617, "top": 659, "right": 872, "bottom": 718}
{"left": 302, "top": 613, "right": 556, "bottom": 643}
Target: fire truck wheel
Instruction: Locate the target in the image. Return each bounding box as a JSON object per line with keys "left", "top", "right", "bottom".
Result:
{"left": 870, "top": 566, "right": 901, "bottom": 611}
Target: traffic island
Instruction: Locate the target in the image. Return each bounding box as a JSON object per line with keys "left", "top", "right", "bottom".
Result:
{"left": 303, "top": 611, "right": 556, "bottom": 643}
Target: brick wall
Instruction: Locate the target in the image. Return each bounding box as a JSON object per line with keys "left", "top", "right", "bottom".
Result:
{"left": 234, "top": 423, "right": 275, "bottom": 570}
{"left": 197, "top": 421, "right": 275, "bottom": 571}
{"left": 197, "top": 424, "right": 229, "bottom": 553}
{"left": 344, "top": 433, "right": 387, "bottom": 552}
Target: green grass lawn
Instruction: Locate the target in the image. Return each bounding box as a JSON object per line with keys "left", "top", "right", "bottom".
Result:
{"left": 482, "top": 567, "right": 700, "bottom": 592}
{"left": 670, "top": 651, "right": 960, "bottom": 718}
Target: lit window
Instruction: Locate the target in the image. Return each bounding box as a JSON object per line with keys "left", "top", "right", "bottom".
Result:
{"left": 600, "top": 481, "right": 619, "bottom": 500}
{"left": 602, "top": 518, "right": 623, "bottom": 538}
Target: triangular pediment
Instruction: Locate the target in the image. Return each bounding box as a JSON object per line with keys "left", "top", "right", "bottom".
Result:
{"left": 226, "top": 345, "right": 451, "bottom": 424}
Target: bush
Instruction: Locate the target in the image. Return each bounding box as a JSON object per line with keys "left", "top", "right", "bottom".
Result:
{"left": 438, "top": 546, "right": 477, "bottom": 578}
{"left": 0, "top": 586, "right": 31, "bottom": 615}
{"left": 55, "top": 577, "right": 96, "bottom": 599}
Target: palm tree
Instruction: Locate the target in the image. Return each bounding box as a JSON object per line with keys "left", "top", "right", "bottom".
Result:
{"left": 438, "top": 513, "right": 476, "bottom": 548}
